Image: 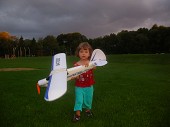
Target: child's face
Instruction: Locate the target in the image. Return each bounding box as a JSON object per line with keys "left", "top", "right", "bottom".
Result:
{"left": 79, "top": 48, "right": 90, "bottom": 60}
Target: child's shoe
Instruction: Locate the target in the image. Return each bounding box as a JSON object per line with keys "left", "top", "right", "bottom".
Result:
{"left": 72, "top": 114, "right": 80, "bottom": 122}
{"left": 85, "top": 110, "right": 93, "bottom": 117}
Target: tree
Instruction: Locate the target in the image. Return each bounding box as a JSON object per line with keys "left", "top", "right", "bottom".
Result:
{"left": 117, "top": 30, "right": 132, "bottom": 53}
{"left": 0, "top": 32, "right": 12, "bottom": 40}
{"left": 57, "top": 32, "right": 87, "bottom": 55}
{"left": 36, "top": 38, "right": 44, "bottom": 56}
{"left": 43, "top": 35, "right": 58, "bottom": 56}
{"left": 149, "top": 24, "right": 166, "bottom": 53}
{"left": 136, "top": 28, "right": 149, "bottom": 53}
{"left": 0, "top": 32, "right": 18, "bottom": 57}
{"left": 17, "top": 36, "right": 25, "bottom": 57}
{"left": 30, "top": 38, "right": 36, "bottom": 56}
{"left": 102, "top": 33, "right": 119, "bottom": 54}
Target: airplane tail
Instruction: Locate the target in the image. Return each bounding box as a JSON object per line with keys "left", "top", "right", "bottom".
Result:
{"left": 90, "top": 49, "right": 108, "bottom": 66}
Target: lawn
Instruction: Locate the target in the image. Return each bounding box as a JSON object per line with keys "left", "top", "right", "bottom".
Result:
{"left": 0, "top": 54, "right": 170, "bottom": 127}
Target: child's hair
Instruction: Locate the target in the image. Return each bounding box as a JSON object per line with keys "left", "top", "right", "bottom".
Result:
{"left": 75, "top": 42, "right": 93, "bottom": 59}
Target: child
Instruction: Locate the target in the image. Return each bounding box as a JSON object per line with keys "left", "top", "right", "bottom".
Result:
{"left": 72, "top": 42, "right": 96, "bottom": 122}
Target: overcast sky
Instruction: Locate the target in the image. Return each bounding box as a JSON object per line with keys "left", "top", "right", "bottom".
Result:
{"left": 0, "top": 0, "right": 170, "bottom": 39}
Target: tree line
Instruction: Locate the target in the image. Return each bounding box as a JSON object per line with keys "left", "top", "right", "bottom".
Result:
{"left": 0, "top": 24, "right": 170, "bottom": 58}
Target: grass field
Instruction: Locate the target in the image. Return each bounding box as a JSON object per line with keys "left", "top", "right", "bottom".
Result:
{"left": 0, "top": 54, "right": 170, "bottom": 127}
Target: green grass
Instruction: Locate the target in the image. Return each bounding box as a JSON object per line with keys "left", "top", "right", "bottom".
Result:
{"left": 0, "top": 54, "right": 170, "bottom": 127}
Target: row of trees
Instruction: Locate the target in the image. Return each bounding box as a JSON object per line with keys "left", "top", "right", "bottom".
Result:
{"left": 0, "top": 24, "right": 170, "bottom": 57}
{"left": 91, "top": 24, "right": 170, "bottom": 54}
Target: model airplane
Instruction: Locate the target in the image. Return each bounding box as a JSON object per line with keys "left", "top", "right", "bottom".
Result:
{"left": 36, "top": 49, "right": 107, "bottom": 101}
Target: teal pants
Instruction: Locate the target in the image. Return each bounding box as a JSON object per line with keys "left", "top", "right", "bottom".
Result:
{"left": 74, "top": 86, "right": 94, "bottom": 111}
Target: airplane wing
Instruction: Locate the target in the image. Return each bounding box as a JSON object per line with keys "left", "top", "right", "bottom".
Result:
{"left": 44, "top": 53, "right": 67, "bottom": 101}
{"left": 51, "top": 53, "right": 66, "bottom": 70}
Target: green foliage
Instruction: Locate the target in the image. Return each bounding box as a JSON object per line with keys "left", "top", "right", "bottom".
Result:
{"left": 0, "top": 54, "right": 170, "bottom": 127}
{"left": 0, "top": 24, "right": 170, "bottom": 57}
{"left": 57, "top": 32, "right": 88, "bottom": 55}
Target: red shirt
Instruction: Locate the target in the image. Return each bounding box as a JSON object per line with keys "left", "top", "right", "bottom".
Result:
{"left": 74, "top": 63, "right": 95, "bottom": 87}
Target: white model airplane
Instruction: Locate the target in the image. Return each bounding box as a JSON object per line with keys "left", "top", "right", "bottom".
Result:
{"left": 36, "top": 49, "right": 107, "bottom": 101}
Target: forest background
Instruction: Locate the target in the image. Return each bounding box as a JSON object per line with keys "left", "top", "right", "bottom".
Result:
{"left": 0, "top": 24, "right": 170, "bottom": 57}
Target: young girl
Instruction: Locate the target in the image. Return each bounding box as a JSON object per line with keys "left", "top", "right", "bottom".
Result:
{"left": 72, "top": 42, "right": 95, "bottom": 122}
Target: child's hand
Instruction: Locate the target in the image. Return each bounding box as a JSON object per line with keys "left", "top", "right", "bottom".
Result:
{"left": 71, "top": 76, "right": 79, "bottom": 80}
{"left": 93, "top": 66, "right": 96, "bottom": 70}
{"left": 85, "top": 63, "right": 89, "bottom": 67}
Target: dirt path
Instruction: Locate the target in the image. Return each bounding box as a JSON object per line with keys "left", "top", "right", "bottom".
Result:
{"left": 0, "top": 68, "right": 39, "bottom": 71}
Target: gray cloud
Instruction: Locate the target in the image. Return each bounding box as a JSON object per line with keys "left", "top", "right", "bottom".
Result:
{"left": 0, "top": 0, "right": 170, "bottom": 39}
